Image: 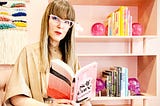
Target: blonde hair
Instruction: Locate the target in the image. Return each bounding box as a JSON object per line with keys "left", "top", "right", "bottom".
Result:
{"left": 39, "top": 0, "right": 76, "bottom": 72}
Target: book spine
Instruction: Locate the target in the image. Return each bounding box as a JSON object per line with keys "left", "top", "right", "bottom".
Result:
{"left": 111, "top": 70, "right": 115, "bottom": 97}
{"left": 118, "top": 67, "right": 122, "bottom": 97}
{"left": 125, "top": 68, "right": 128, "bottom": 96}
{"left": 121, "top": 67, "right": 126, "bottom": 97}
{"left": 124, "top": 7, "right": 129, "bottom": 36}
{"left": 129, "top": 15, "right": 132, "bottom": 36}
{"left": 111, "top": 12, "right": 115, "bottom": 36}
{"left": 104, "top": 70, "right": 112, "bottom": 97}
{"left": 108, "top": 15, "right": 112, "bottom": 36}
{"left": 115, "top": 66, "right": 122, "bottom": 97}
{"left": 71, "top": 78, "right": 76, "bottom": 101}
{"left": 106, "top": 75, "right": 110, "bottom": 96}
{"left": 120, "top": 6, "right": 125, "bottom": 36}
{"left": 114, "top": 10, "right": 120, "bottom": 36}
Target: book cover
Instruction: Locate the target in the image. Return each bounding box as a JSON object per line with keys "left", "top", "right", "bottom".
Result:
{"left": 104, "top": 14, "right": 112, "bottom": 36}
{"left": 119, "top": 6, "right": 126, "bottom": 36}
{"left": 124, "top": 6, "right": 129, "bottom": 36}
{"left": 114, "top": 66, "right": 128, "bottom": 97}
{"left": 47, "top": 59, "right": 98, "bottom": 103}
{"left": 113, "top": 66, "right": 122, "bottom": 97}
{"left": 102, "top": 70, "right": 112, "bottom": 97}
{"left": 114, "top": 10, "right": 120, "bottom": 36}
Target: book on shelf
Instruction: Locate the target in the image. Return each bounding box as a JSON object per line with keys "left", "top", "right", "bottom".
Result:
{"left": 104, "top": 13, "right": 112, "bottom": 36}
{"left": 104, "top": 6, "right": 132, "bottom": 36}
{"left": 119, "top": 6, "right": 126, "bottom": 36}
{"left": 47, "top": 59, "right": 98, "bottom": 103}
{"left": 113, "top": 66, "right": 128, "bottom": 97}
{"left": 114, "top": 9, "right": 121, "bottom": 36}
{"left": 102, "top": 66, "right": 128, "bottom": 97}
{"left": 102, "top": 70, "right": 113, "bottom": 97}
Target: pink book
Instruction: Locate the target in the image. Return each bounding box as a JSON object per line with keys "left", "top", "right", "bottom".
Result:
{"left": 47, "top": 59, "right": 98, "bottom": 103}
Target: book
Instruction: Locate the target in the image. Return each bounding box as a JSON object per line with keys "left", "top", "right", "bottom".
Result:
{"left": 102, "top": 70, "right": 113, "bottom": 97}
{"left": 114, "top": 9, "right": 120, "bottom": 36}
{"left": 104, "top": 6, "right": 132, "bottom": 36}
{"left": 113, "top": 66, "right": 128, "bottom": 97}
{"left": 47, "top": 59, "right": 98, "bottom": 103}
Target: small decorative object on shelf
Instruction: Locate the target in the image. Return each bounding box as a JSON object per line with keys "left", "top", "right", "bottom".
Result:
{"left": 132, "top": 23, "right": 142, "bottom": 36}
{"left": 96, "top": 78, "right": 105, "bottom": 96}
{"left": 128, "top": 78, "right": 141, "bottom": 96}
{"left": 91, "top": 23, "right": 105, "bottom": 36}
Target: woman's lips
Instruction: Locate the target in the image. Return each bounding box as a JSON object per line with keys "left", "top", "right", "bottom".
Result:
{"left": 55, "top": 31, "right": 62, "bottom": 35}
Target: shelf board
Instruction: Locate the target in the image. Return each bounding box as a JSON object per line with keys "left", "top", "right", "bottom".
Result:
{"left": 91, "top": 94, "right": 155, "bottom": 101}
{"left": 77, "top": 53, "right": 157, "bottom": 57}
{"left": 91, "top": 95, "right": 156, "bottom": 105}
{"left": 92, "top": 96, "right": 152, "bottom": 101}
{"left": 75, "top": 35, "right": 158, "bottom": 42}
{"left": 71, "top": 0, "right": 143, "bottom": 6}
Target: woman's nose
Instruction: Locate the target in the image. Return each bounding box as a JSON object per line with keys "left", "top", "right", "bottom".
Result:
{"left": 57, "top": 22, "right": 64, "bottom": 28}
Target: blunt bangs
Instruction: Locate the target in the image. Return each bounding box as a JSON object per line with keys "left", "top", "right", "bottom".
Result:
{"left": 48, "top": 0, "right": 75, "bottom": 21}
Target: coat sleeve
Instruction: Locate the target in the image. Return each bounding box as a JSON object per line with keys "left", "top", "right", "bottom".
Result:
{"left": 4, "top": 47, "right": 32, "bottom": 104}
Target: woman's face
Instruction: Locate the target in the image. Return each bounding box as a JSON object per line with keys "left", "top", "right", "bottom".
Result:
{"left": 48, "top": 14, "right": 74, "bottom": 42}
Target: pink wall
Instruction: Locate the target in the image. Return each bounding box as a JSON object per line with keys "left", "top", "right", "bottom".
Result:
{"left": 26, "top": 0, "right": 48, "bottom": 44}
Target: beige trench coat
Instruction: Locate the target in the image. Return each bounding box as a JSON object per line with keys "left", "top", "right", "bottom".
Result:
{"left": 4, "top": 42, "right": 79, "bottom": 105}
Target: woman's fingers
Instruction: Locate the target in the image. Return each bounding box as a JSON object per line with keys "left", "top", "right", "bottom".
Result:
{"left": 51, "top": 99, "right": 80, "bottom": 106}
{"left": 51, "top": 99, "right": 73, "bottom": 106}
{"left": 56, "top": 99, "right": 72, "bottom": 104}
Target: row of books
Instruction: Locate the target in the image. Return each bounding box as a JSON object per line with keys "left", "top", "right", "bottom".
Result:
{"left": 101, "top": 66, "right": 128, "bottom": 97}
{"left": 104, "top": 6, "right": 132, "bottom": 36}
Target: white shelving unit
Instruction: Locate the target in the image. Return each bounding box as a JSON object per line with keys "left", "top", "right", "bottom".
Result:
{"left": 72, "top": 0, "right": 159, "bottom": 106}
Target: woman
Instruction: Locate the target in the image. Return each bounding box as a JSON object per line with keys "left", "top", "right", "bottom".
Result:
{"left": 4, "top": 0, "right": 91, "bottom": 106}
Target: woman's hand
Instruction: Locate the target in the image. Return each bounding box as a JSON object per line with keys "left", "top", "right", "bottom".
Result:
{"left": 80, "top": 100, "right": 92, "bottom": 106}
{"left": 50, "top": 99, "right": 78, "bottom": 106}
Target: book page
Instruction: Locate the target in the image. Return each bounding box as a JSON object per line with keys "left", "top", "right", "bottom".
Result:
{"left": 73, "top": 62, "right": 98, "bottom": 103}
{"left": 47, "top": 59, "right": 75, "bottom": 99}
{"left": 47, "top": 59, "right": 98, "bottom": 103}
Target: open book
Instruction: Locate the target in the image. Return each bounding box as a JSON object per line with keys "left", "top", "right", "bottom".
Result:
{"left": 47, "top": 59, "right": 98, "bottom": 103}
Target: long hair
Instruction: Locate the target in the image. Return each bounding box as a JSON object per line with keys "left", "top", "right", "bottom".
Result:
{"left": 40, "top": 0, "right": 75, "bottom": 72}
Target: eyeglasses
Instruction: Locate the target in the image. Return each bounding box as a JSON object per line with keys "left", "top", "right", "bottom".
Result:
{"left": 49, "top": 14, "right": 74, "bottom": 27}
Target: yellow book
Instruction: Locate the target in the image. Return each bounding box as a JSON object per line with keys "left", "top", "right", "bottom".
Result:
{"left": 119, "top": 6, "right": 126, "bottom": 36}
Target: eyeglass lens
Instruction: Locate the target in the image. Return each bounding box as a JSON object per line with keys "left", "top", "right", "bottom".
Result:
{"left": 50, "top": 15, "right": 74, "bottom": 27}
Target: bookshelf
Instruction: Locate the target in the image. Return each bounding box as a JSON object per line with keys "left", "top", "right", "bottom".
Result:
{"left": 71, "top": 0, "right": 159, "bottom": 106}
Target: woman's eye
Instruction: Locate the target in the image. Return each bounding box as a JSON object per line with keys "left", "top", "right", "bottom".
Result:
{"left": 52, "top": 16, "right": 59, "bottom": 21}
{"left": 64, "top": 20, "right": 70, "bottom": 24}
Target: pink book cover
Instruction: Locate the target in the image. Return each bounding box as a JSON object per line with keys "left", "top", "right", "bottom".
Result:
{"left": 47, "top": 59, "right": 97, "bottom": 103}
